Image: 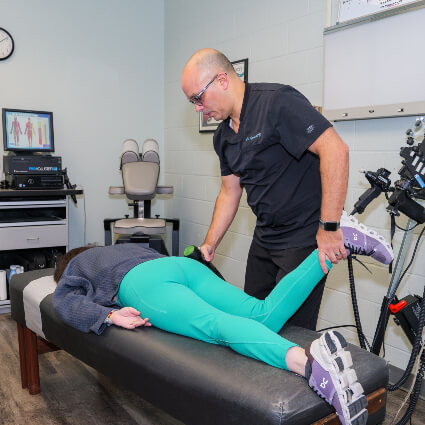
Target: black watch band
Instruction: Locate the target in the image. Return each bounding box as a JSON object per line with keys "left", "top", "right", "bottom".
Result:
{"left": 319, "top": 220, "right": 340, "bottom": 231}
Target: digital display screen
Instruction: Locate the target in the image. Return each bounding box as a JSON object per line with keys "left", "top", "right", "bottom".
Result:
{"left": 2, "top": 108, "right": 54, "bottom": 153}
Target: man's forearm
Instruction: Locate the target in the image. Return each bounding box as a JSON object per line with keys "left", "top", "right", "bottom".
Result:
{"left": 319, "top": 142, "right": 349, "bottom": 221}
{"left": 204, "top": 187, "right": 241, "bottom": 249}
{"left": 309, "top": 127, "right": 349, "bottom": 221}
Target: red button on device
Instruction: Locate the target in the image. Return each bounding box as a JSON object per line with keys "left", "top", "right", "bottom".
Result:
{"left": 389, "top": 300, "right": 407, "bottom": 314}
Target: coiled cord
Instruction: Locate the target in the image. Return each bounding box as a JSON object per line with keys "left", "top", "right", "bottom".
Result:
{"left": 348, "top": 256, "right": 368, "bottom": 350}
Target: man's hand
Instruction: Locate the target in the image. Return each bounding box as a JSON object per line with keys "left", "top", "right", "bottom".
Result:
{"left": 200, "top": 243, "right": 215, "bottom": 262}
{"left": 316, "top": 227, "right": 347, "bottom": 274}
{"left": 110, "top": 307, "right": 152, "bottom": 330}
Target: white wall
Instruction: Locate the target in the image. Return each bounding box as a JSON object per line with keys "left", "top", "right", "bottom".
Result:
{"left": 0, "top": 0, "right": 164, "bottom": 248}
{"left": 164, "top": 0, "right": 425, "bottom": 371}
{"left": 164, "top": 0, "right": 326, "bottom": 285}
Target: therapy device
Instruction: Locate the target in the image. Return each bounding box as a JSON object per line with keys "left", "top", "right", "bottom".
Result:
{"left": 347, "top": 118, "right": 425, "bottom": 425}
{"left": 184, "top": 245, "right": 225, "bottom": 280}
{"left": 2, "top": 108, "right": 63, "bottom": 189}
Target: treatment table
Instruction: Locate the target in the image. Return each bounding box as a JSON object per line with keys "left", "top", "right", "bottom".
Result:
{"left": 10, "top": 268, "right": 389, "bottom": 425}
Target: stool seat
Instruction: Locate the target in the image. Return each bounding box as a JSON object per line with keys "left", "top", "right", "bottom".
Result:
{"left": 109, "top": 185, "right": 174, "bottom": 195}
{"left": 114, "top": 218, "right": 166, "bottom": 235}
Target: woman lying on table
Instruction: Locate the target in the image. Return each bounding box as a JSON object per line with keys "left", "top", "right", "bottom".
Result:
{"left": 53, "top": 212, "right": 393, "bottom": 425}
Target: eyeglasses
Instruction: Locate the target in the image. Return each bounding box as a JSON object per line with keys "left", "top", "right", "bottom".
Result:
{"left": 189, "top": 74, "right": 219, "bottom": 106}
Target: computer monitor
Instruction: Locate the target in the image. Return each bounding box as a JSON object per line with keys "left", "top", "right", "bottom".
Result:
{"left": 2, "top": 108, "right": 55, "bottom": 153}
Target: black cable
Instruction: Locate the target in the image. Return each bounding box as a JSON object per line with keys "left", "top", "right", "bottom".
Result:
{"left": 379, "top": 224, "right": 425, "bottom": 424}
{"left": 348, "top": 221, "right": 423, "bottom": 357}
{"left": 316, "top": 324, "right": 371, "bottom": 351}
{"left": 396, "top": 225, "right": 425, "bottom": 287}
{"left": 344, "top": 221, "right": 424, "bottom": 391}
{"left": 317, "top": 324, "right": 359, "bottom": 332}
{"left": 341, "top": 210, "right": 425, "bottom": 425}
{"left": 348, "top": 256, "right": 367, "bottom": 350}
{"left": 394, "top": 353, "right": 425, "bottom": 425}
{"left": 345, "top": 220, "right": 425, "bottom": 394}
{"left": 387, "top": 284, "right": 425, "bottom": 392}
{"left": 395, "top": 221, "right": 418, "bottom": 232}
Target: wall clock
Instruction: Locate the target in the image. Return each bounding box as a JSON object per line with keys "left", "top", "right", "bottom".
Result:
{"left": 0, "top": 28, "right": 14, "bottom": 61}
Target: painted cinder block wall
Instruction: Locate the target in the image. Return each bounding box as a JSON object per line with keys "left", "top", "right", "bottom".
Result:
{"left": 163, "top": 0, "right": 425, "bottom": 371}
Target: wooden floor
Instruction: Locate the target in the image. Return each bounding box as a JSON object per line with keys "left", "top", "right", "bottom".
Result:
{"left": 1, "top": 313, "right": 424, "bottom": 425}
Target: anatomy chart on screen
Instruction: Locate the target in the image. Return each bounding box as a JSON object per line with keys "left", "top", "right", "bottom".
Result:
{"left": 5, "top": 111, "right": 52, "bottom": 149}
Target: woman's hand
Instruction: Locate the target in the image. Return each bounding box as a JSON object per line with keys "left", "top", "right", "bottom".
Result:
{"left": 110, "top": 307, "right": 151, "bottom": 329}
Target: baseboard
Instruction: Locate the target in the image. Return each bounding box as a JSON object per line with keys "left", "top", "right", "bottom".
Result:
{"left": 388, "top": 363, "right": 425, "bottom": 400}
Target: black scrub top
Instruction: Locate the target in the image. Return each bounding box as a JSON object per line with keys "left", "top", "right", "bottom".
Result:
{"left": 213, "top": 83, "right": 333, "bottom": 250}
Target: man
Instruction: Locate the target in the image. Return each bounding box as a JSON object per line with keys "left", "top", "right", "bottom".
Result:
{"left": 181, "top": 48, "right": 349, "bottom": 330}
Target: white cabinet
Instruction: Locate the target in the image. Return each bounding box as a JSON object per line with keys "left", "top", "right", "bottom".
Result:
{"left": 0, "top": 196, "right": 69, "bottom": 313}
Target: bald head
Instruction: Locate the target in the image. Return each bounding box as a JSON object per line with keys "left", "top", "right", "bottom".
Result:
{"left": 181, "top": 48, "right": 246, "bottom": 124}
{"left": 185, "top": 48, "right": 236, "bottom": 76}
{"left": 181, "top": 48, "right": 238, "bottom": 90}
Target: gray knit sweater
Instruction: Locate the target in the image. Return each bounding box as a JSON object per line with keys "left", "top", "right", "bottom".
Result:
{"left": 53, "top": 244, "right": 163, "bottom": 334}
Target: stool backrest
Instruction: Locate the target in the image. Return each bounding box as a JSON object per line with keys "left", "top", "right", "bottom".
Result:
{"left": 122, "top": 161, "right": 159, "bottom": 201}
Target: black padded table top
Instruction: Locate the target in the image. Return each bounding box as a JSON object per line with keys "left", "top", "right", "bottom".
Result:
{"left": 10, "top": 269, "right": 389, "bottom": 425}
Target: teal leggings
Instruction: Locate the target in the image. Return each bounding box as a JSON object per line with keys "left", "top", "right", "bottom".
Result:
{"left": 117, "top": 250, "right": 331, "bottom": 370}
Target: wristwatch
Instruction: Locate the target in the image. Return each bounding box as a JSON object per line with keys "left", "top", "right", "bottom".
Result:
{"left": 319, "top": 219, "right": 340, "bottom": 231}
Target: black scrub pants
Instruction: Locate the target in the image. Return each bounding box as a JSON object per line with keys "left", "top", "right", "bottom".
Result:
{"left": 244, "top": 240, "right": 327, "bottom": 331}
